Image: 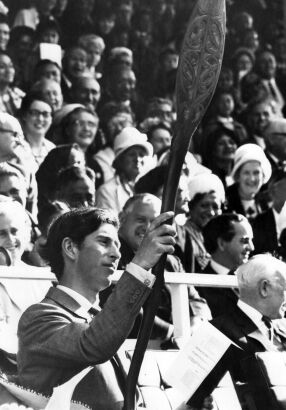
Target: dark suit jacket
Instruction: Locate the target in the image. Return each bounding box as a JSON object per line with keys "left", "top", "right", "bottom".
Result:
{"left": 225, "top": 183, "right": 269, "bottom": 219}
{"left": 17, "top": 272, "right": 151, "bottom": 410}
{"left": 252, "top": 208, "right": 278, "bottom": 255}
{"left": 211, "top": 305, "right": 286, "bottom": 410}
{"left": 199, "top": 262, "right": 238, "bottom": 318}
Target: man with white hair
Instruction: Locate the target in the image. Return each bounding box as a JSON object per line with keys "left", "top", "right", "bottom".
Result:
{"left": 0, "top": 113, "right": 24, "bottom": 162}
{"left": 0, "top": 197, "right": 50, "bottom": 372}
{"left": 213, "top": 254, "right": 286, "bottom": 354}
{"left": 211, "top": 254, "right": 286, "bottom": 409}
{"left": 0, "top": 112, "right": 37, "bottom": 219}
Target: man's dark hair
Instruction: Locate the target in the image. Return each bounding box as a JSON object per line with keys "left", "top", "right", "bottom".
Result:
{"left": 203, "top": 213, "right": 245, "bottom": 254}
{"left": 41, "top": 207, "right": 119, "bottom": 279}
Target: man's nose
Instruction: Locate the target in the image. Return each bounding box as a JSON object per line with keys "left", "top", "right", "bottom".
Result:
{"left": 5, "top": 232, "right": 15, "bottom": 245}
{"left": 247, "top": 240, "right": 255, "bottom": 252}
{"left": 110, "top": 244, "right": 121, "bottom": 260}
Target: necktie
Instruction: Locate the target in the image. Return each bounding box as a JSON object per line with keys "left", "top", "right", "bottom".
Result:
{"left": 245, "top": 207, "right": 256, "bottom": 220}
{"left": 262, "top": 315, "right": 284, "bottom": 351}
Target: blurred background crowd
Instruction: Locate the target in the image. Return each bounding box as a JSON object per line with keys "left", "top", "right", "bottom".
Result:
{"left": 0, "top": 0, "right": 285, "bottom": 348}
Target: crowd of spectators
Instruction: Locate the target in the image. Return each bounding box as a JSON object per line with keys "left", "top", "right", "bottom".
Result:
{"left": 0, "top": 0, "right": 286, "bottom": 407}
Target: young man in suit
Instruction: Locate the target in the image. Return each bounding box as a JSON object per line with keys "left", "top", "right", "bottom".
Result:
{"left": 16, "top": 207, "right": 177, "bottom": 410}
{"left": 201, "top": 213, "right": 254, "bottom": 318}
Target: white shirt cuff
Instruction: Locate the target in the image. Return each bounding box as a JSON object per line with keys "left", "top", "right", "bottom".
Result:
{"left": 126, "top": 262, "right": 156, "bottom": 288}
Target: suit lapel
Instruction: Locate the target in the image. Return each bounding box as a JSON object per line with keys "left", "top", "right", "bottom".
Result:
{"left": 45, "top": 287, "right": 91, "bottom": 322}
{"left": 233, "top": 308, "right": 276, "bottom": 352}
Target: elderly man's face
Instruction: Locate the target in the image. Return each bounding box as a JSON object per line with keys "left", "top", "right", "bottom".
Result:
{"left": 120, "top": 200, "right": 160, "bottom": 251}
{"left": 0, "top": 175, "right": 27, "bottom": 207}
{"left": 264, "top": 273, "right": 286, "bottom": 319}
{"left": 0, "top": 208, "right": 29, "bottom": 265}
{"left": 0, "top": 121, "right": 24, "bottom": 161}
{"left": 41, "top": 81, "right": 63, "bottom": 111}
{"left": 73, "top": 78, "right": 101, "bottom": 111}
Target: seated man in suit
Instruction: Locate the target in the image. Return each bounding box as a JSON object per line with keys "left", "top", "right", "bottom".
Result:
{"left": 213, "top": 254, "right": 286, "bottom": 374}
{"left": 16, "top": 206, "right": 177, "bottom": 410}
{"left": 201, "top": 213, "right": 254, "bottom": 318}
{"left": 113, "top": 193, "right": 211, "bottom": 340}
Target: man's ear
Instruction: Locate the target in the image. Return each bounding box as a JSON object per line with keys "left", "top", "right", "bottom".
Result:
{"left": 217, "top": 237, "right": 225, "bottom": 251}
{"left": 62, "top": 237, "right": 78, "bottom": 261}
{"left": 259, "top": 279, "right": 269, "bottom": 298}
{"left": 118, "top": 210, "right": 126, "bottom": 226}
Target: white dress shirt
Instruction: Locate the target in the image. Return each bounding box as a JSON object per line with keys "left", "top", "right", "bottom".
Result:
{"left": 273, "top": 204, "right": 286, "bottom": 241}
{"left": 57, "top": 262, "right": 155, "bottom": 313}
{"left": 237, "top": 299, "right": 269, "bottom": 338}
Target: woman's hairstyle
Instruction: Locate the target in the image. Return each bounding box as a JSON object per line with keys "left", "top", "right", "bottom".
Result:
{"left": 18, "top": 91, "right": 52, "bottom": 117}
{"left": 40, "top": 207, "right": 119, "bottom": 279}
{"left": 202, "top": 125, "right": 239, "bottom": 167}
{"left": 36, "top": 144, "right": 85, "bottom": 204}
{"left": 61, "top": 106, "right": 99, "bottom": 142}
{"left": 55, "top": 165, "right": 95, "bottom": 191}
{"left": 146, "top": 120, "right": 172, "bottom": 141}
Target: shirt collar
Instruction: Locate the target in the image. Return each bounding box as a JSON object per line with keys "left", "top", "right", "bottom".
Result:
{"left": 237, "top": 299, "right": 263, "bottom": 329}
{"left": 57, "top": 285, "right": 100, "bottom": 312}
{"left": 210, "top": 259, "right": 230, "bottom": 275}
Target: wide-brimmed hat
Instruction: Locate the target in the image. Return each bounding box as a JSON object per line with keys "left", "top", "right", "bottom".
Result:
{"left": 231, "top": 143, "right": 272, "bottom": 183}
{"left": 113, "top": 127, "right": 153, "bottom": 165}
{"left": 0, "top": 112, "right": 24, "bottom": 136}
{"left": 188, "top": 173, "right": 225, "bottom": 203}
{"left": 53, "top": 104, "right": 85, "bottom": 125}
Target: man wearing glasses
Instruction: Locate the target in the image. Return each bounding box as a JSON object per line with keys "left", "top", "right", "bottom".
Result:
{"left": 0, "top": 112, "right": 38, "bottom": 219}
{"left": 0, "top": 112, "right": 24, "bottom": 162}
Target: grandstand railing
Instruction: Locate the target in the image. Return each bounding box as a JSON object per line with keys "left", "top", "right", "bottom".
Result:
{"left": 0, "top": 266, "right": 238, "bottom": 340}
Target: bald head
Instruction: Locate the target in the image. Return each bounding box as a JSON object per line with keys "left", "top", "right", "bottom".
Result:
{"left": 237, "top": 254, "right": 286, "bottom": 318}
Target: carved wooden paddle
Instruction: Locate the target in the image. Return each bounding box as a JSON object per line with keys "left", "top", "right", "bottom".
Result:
{"left": 123, "top": 1, "right": 226, "bottom": 408}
